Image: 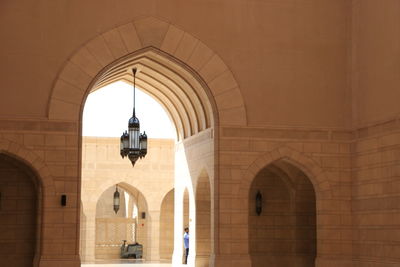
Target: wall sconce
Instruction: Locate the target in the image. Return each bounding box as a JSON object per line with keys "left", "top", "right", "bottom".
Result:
{"left": 61, "top": 194, "right": 67, "bottom": 206}
{"left": 113, "top": 185, "right": 120, "bottom": 214}
{"left": 256, "top": 191, "right": 262, "bottom": 216}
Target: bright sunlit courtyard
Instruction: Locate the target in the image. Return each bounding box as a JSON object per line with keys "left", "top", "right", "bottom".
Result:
{"left": 83, "top": 81, "right": 176, "bottom": 139}
{"left": 80, "top": 78, "right": 212, "bottom": 267}
{"left": 82, "top": 264, "right": 175, "bottom": 267}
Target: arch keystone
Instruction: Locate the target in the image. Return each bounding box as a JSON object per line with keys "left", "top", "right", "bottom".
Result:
{"left": 278, "top": 146, "right": 294, "bottom": 158}
{"left": 134, "top": 17, "right": 169, "bottom": 48}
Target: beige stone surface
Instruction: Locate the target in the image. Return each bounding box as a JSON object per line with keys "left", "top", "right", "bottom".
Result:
{"left": 249, "top": 162, "right": 316, "bottom": 267}
{"left": 80, "top": 138, "right": 174, "bottom": 262}
{"left": 0, "top": 154, "right": 38, "bottom": 267}
{"left": 0, "top": 1, "right": 400, "bottom": 267}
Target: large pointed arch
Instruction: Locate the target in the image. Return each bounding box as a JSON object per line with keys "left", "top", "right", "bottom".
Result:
{"left": 48, "top": 16, "right": 247, "bottom": 134}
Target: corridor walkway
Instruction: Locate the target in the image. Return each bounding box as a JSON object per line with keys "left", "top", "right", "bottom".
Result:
{"left": 83, "top": 265, "right": 173, "bottom": 267}
{"left": 82, "top": 260, "right": 181, "bottom": 267}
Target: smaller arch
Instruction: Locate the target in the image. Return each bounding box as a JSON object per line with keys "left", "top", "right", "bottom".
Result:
{"left": 93, "top": 183, "right": 149, "bottom": 260}
{"left": 194, "top": 168, "right": 211, "bottom": 192}
{"left": 160, "top": 189, "right": 175, "bottom": 261}
{"left": 172, "top": 183, "right": 196, "bottom": 265}
{"left": 240, "top": 146, "right": 332, "bottom": 201}
{"left": 118, "top": 182, "right": 150, "bottom": 210}
{"left": 94, "top": 182, "right": 149, "bottom": 216}
{"left": 0, "top": 152, "right": 43, "bottom": 266}
{"left": 0, "top": 137, "right": 55, "bottom": 196}
{"left": 247, "top": 157, "right": 317, "bottom": 267}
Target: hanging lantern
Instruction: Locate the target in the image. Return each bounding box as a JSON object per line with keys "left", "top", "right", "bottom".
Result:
{"left": 255, "top": 191, "right": 262, "bottom": 216}
{"left": 113, "top": 185, "right": 120, "bottom": 214}
{"left": 139, "top": 131, "right": 147, "bottom": 158}
{"left": 120, "top": 131, "right": 129, "bottom": 158}
{"left": 120, "top": 67, "right": 148, "bottom": 166}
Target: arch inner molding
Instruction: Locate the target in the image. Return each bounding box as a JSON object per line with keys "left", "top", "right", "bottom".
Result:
{"left": 92, "top": 50, "right": 211, "bottom": 140}
{"left": 48, "top": 17, "right": 247, "bottom": 139}
{"left": 240, "top": 146, "right": 332, "bottom": 201}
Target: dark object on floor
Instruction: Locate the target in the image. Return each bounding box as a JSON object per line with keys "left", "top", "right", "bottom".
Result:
{"left": 120, "top": 240, "right": 143, "bottom": 259}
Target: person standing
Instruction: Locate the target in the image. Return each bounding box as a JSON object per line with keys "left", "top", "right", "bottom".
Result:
{"left": 183, "top": 227, "right": 189, "bottom": 264}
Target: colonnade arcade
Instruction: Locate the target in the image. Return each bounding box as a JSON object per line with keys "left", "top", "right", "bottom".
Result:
{"left": 0, "top": 17, "right": 330, "bottom": 267}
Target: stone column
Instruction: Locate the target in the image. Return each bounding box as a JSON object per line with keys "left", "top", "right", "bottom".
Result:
{"left": 187, "top": 189, "right": 196, "bottom": 267}
{"left": 172, "top": 186, "right": 184, "bottom": 265}
{"left": 80, "top": 206, "right": 96, "bottom": 263}
{"left": 145, "top": 210, "right": 161, "bottom": 261}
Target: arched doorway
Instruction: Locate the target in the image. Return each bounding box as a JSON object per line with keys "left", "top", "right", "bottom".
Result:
{"left": 0, "top": 153, "right": 40, "bottom": 267}
{"left": 249, "top": 159, "right": 316, "bottom": 267}
{"left": 94, "top": 184, "right": 148, "bottom": 260}
{"left": 78, "top": 43, "right": 218, "bottom": 266}
{"left": 195, "top": 171, "right": 212, "bottom": 267}
{"left": 49, "top": 16, "right": 247, "bottom": 266}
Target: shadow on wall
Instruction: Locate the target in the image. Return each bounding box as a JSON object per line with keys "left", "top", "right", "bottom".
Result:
{"left": 0, "top": 153, "right": 40, "bottom": 267}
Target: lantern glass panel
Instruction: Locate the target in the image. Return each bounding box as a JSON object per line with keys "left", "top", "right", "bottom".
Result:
{"left": 114, "top": 191, "right": 120, "bottom": 206}
{"left": 140, "top": 134, "right": 147, "bottom": 150}
{"left": 129, "top": 128, "right": 140, "bottom": 149}
{"left": 122, "top": 133, "right": 129, "bottom": 149}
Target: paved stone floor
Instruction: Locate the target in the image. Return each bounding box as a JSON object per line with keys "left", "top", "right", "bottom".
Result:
{"left": 82, "top": 264, "right": 175, "bottom": 267}
{"left": 82, "top": 260, "right": 179, "bottom": 266}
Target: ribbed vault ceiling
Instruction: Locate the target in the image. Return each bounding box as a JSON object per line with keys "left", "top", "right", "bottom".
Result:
{"left": 87, "top": 50, "right": 214, "bottom": 140}
{"left": 90, "top": 49, "right": 213, "bottom": 141}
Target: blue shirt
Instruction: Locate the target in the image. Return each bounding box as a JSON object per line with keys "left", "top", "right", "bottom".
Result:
{"left": 184, "top": 232, "right": 189, "bottom": 249}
